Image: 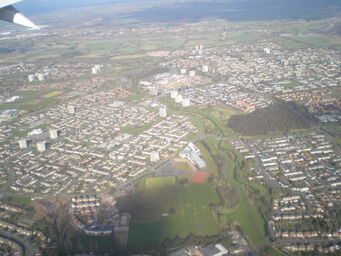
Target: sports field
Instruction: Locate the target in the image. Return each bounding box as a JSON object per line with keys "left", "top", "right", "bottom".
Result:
{"left": 176, "top": 160, "right": 193, "bottom": 171}
{"left": 191, "top": 171, "right": 209, "bottom": 183}
{"left": 43, "top": 90, "right": 64, "bottom": 98}
{"left": 127, "top": 183, "right": 220, "bottom": 247}
{"left": 145, "top": 176, "right": 177, "bottom": 189}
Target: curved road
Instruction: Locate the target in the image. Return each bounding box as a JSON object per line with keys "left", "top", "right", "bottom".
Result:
{"left": 0, "top": 230, "right": 34, "bottom": 256}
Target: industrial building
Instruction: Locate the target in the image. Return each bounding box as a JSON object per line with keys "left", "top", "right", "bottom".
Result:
{"left": 197, "top": 243, "right": 228, "bottom": 256}
{"left": 180, "top": 142, "right": 206, "bottom": 169}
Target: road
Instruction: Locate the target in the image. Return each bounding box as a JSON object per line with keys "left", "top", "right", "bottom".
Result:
{"left": 254, "top": 238, "right": 341, "bottom": 253}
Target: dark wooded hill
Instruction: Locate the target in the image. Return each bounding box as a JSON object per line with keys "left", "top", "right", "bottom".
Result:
{"left": 228, "top": 102, "right": 314, "bottom": 136}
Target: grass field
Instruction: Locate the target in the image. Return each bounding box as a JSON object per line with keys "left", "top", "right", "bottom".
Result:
{"left": 0, "top": 89, "right": 60, "bottom": 111}
{"left": 111, "top": 54, "right": 146, "bottom": 60}
{"left": 295, "top": 35, "right": 341, "bottom": 48}
{"left": 119, "top": 125, "right": 145, "bottom": 134}
{"left": 0, "top": 99, "right": 59, "bottom": 112}
{"left": 21, "top": 48, "right": 76, "bottom": 61}
{"left": 177, "top": 161, "right": 193, "bottom": 171}
{"left": 43, "top": 90, "right": 64, "bottom": 98}
{"left": 224, "top": 192, "right": 266, "bottom": 244}
{"left": 4, "top": 195, "right": 31, "bottom": 207}
{"left": 145, "top": 176, "right": 177, "bottom": 189}
{"left": 127, "top": 183, "right": 220, "bottom": 247}
{"left": 280, "top": 81, "right": 301, "bottom": 88}
{"left": 273, "top": 34, "right": 341, "bottom": 49}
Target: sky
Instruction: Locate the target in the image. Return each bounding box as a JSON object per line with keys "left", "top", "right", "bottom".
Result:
{"left": 15, "top": 0, "right": 126, "bottom": 15}
{"left": 13, "top": 0, "right": 341, "bottom": 21}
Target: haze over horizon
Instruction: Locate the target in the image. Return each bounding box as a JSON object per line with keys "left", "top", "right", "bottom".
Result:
{"left": 14, "top": 0, "right": 341, "bottom": 21}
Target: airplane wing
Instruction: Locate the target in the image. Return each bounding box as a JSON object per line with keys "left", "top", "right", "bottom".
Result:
{"left": 0, "top": 0, "right": 23, "bottom": 8}
{"left": 0, "top": 0, "right": 39, "bottom": 29}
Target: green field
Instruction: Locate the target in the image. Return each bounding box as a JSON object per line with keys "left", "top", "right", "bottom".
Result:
{"left": 126, "top": 183, "right": 220, "bottom": 247}
{"left": 43, "top": 90, "right": 64, "bottom": 98}
{"left": 145, "top": 176, "right": 177, "bottom": 189}
{"left": 273, "top": 34, "right": 341, "bottom": 49}
{"left": 4, "top": 195, "right": 31, "bottom": 207}
{"left": 224, "top": 192, "right": 266, "bottom": 244}
{"left": 177, "top": 161, "right": 193, "bottom": 171}
{"left": 0, "top": 89, "right": 60, "bottom": 111}
{"left": 162, "top": 97, "right": 240, "bottom": 138}
{"left": 202, "top": 139, "right": 268, "bottom": 244}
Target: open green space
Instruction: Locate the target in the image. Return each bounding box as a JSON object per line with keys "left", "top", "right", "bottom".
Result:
{"left": 177, "top": 161, "right": 193, "bottom": 171}
{"left": 272, "top": 37, "right": 309, "bottom": 49}
{"left": 82, "top": 39, "right": 144, "bottom": 55}
{"left": 0, "top": 89, "right": 60, "bottom": 112}
{"left": 224, "top": 192, "right": 266, "bottom": 244}
{"left": 119, "top": 125, "right": 145, "bottom": 134}
{"left": 159, "top": 98, "right": 270, "bottom": 244}
{"left": 126, "top": 183, "right": 220, "bottom": 247}
{"left": 202, "top": 139, "right": 268, "bottom": 244}
{"left": 21, "top": 48, "right": 80, "bottom": 61}
{"left": 145, "top": 176, "right": 177, "bottom": 189}
{"left": 279, "top": 81, "right": 301, "bottom": 88}
{"left": 111, "top": 54, "right": 147, "bottom": 60}
{"left": 162, "top": 96, "right": 240, "bottom": 138}
{"left": 273, "top": 34, "right": 341, "bottom": 49}
{"left": 295, "top": 35, "right": 341, "bottom": 49}
{"left": 224, "top": 32, "right": 268, "bottom": 43}
{"left": 4, "top": 195, "right": 31, "bottom": 207}
{"left": 121, "top": 94, "right": 146, "bottom": 102}
{"left": 43, "top": 90, "right": 64, "bottom": 98}
{"left": 329, "top": 87, "right": 341, "bottom": 98}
